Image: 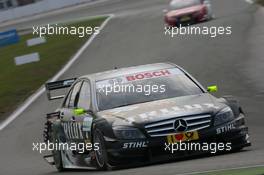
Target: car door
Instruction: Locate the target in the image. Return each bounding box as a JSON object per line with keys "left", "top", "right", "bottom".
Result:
{"left": 75, "top": 80, "right": 94, "bottom": 143}
{"left": 60, "top": 81, "right": 83, "bottom": 143}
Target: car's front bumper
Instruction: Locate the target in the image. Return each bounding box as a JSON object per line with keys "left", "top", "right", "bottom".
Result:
{"left": 165, "top": 13, "right": 208, "bottom": 27}
{"left": 104, "top": 119, "right": 251, "bottom": 166}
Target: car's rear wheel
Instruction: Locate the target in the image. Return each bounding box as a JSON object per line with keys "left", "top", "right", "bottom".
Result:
{"left": 93, "top": 129, "right": 110, "bottom": 170}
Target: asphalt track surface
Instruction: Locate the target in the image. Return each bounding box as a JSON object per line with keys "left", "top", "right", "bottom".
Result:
{"left": 0, "top": 0, "right": 264, "bottom": 174}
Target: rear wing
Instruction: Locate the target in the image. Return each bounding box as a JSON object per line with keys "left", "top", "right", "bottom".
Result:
{"left": 45, "top": 78, "right": 76, "bottom": 100}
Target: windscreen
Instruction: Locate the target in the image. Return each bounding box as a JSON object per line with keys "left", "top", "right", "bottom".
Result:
{"left": 96, "top": 68, "right": 203, "bottom": 111}
{"left": 169, "top": 0, "right": 201, "bottom": 10}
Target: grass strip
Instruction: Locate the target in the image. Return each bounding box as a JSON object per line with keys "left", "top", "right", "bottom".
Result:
{"left": 0, "top": 16, "right": 106, "bottom": 121}
{"left": 196, "top": 166, "right": 264, "bottom": 175}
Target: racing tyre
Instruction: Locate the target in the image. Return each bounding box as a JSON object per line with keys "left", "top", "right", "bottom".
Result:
{"left": 93, "top": 129, "right": 111, "bottom": 170}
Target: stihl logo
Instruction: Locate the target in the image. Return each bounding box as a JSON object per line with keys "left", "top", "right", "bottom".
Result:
{"left": 123, "top": 141, "right": 148, "bottom": 149}
{"left": 126, "top": 70, "right": 171, "bottom": 81}
{"left": 216, "top": 123, "right": 235, "bottom": 134}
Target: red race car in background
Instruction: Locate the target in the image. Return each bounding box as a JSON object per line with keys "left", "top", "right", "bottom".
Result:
{"left": 164, "top": 0, "right": 213, "bottom": 27}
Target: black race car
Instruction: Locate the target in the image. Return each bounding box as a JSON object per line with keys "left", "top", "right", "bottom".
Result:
{"left": 43, "top": 63, "right": 251, "bottom": 171}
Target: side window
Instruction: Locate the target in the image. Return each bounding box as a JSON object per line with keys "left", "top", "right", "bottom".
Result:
{"left": 78, "top": 81, "right": 91, "bottom": 110}
{"left": 68, "top": 82, "right": 82, "bottom": 108}
{"left": 63, "top": 88, "right": 73, "bottom": 107}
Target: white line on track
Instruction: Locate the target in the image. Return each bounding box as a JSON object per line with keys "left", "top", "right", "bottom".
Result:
{"left": 0, "top": 14, "right": 115, "bottom": 131}
{"left": 179, "top": 164, "right": 264, "bottom": 175}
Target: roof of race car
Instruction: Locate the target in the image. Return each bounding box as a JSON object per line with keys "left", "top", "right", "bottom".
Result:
{"left": 80, "top": 62, "right": 178, "bottom": 82}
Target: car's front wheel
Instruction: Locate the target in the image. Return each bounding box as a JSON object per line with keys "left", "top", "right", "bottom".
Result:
{"left": 93, "top": 129, "right": 111, "bottom": 170}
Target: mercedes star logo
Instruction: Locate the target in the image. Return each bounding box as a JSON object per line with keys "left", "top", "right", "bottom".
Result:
{"left": 174, "top": 119, "right": 188, "bottom": 132}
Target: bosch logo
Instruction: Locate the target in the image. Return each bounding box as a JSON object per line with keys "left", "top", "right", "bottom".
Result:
{"left": 126, "top": 70, "right": 171, "bottom": 81}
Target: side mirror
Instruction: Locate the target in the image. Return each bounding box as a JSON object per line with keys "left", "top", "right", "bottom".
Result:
{"left": 207, "top": 85, "right": 218, "bottom": 93}
{"left": 74, "top": 108, "right": 86, "bottom": 116}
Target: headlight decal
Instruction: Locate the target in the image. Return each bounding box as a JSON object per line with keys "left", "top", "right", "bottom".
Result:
{"left": 113, "top": 127, "right": 146, "bottom": 140}
{"left": 214, "top": 107, "right": 234, "bottom": 126}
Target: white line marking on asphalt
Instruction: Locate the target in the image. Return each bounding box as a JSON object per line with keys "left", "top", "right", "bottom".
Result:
{"left": 49, "top": 14, "right": 114, "bottom": 28}
{"left": 0, "top": 14, "right": 115, "bottom": 131}
{"left": 49, "top": 14, "right": 114, "bottom": 82}
{"left": 180, "top": 164, "right": 264, "bottom": 175}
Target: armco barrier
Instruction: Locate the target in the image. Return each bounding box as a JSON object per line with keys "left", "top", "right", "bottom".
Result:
{"left": 0, "top": 0, "right": 92, "bottom": 23}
